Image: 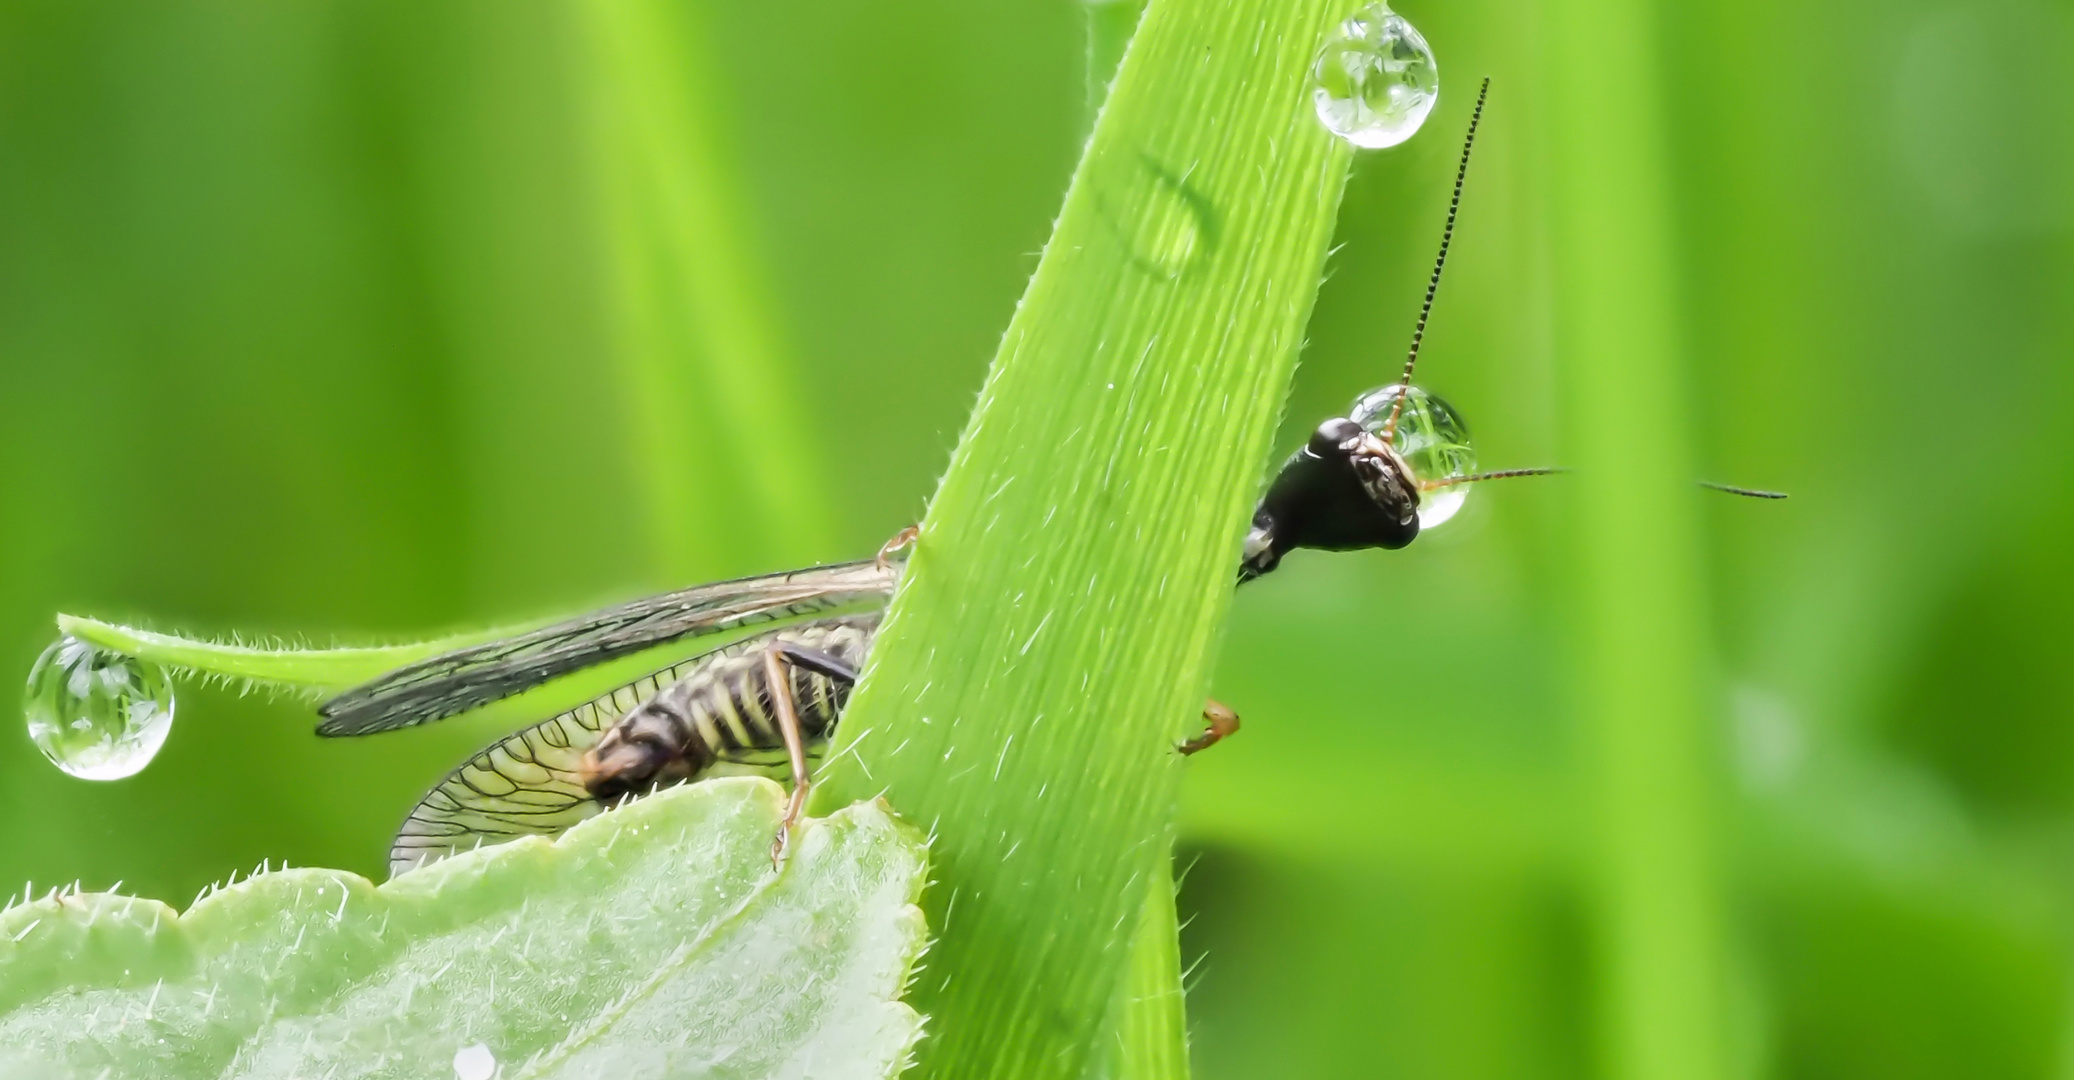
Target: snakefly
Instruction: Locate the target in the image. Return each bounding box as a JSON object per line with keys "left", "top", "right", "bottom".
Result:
{"left": 325, "top": 80, "right": 1765, "bottom": 877}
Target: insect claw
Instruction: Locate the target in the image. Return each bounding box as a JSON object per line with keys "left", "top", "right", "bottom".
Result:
{"left": 876, "top": 525, "right": 920, "bottom": 570}
{"left": 1178, "top": 698, "right": 1241, "bottom": 755}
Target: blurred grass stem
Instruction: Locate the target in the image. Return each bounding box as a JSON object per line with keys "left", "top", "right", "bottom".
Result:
{"left": 576, "top": 0, "right": 829, "bottom": 580}
{"left": 1544, "top": 2, "right": 1732, "bottom": 1079}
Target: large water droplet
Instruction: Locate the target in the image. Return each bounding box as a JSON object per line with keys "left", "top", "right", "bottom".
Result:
{"left": 22, "top": 636, "right": 175, "bottom": 781}
{"left": 1349, "top": 384, "right": 1475, "bottom": 528}
{"left": 1312, "top": 3, "right": 1439, "bottom": 149}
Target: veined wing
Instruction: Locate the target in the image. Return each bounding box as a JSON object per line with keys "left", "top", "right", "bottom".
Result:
{"left": 388, "top": 617, "right": 862, "bottom": 876}
{"left": 387, "top": 652, "right": 699, "bottom": 876}
{"left": 320, "top": 559, "right": 896, "bottom": 736}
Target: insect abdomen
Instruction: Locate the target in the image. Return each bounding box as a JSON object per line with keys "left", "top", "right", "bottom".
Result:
{"left": 578, "top": 619, "right": 872, "bottom": 802}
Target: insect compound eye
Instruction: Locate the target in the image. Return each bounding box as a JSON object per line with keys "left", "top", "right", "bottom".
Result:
{"left": 1347, "top": 384, "right": 1477, "bottom": 529}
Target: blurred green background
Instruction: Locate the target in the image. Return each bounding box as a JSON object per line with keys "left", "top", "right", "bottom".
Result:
{"left": 3, "top": 0, "right": 2072, "bottom": 1077}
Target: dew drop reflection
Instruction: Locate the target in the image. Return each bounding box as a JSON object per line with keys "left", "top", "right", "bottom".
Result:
{"left": 1350, "top": 384, "right": 1476, "bottom": 528}
{"left": 1312, "top": 3, "right": 1439, "bottom": 150}
{"left": 22, "top": 635, "right": 175, "bottom": 781}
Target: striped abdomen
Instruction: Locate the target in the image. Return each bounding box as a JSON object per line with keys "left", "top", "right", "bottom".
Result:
{"left": 578, "top": 616, "right": 876, "bottom": 802}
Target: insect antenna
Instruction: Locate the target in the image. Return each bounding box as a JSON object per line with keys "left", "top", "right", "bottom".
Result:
{"left": 1416, "top": 471, "right": 1789, "bottom": 498}
{"left": 1383, "top": 75, "right": 1493, "bottom": 447}
{"left": 1700, "top": 481, "right": 1789, "bottom": 499}
{"left": 1420, "top": 466, "right": 1567, "bottom": 492}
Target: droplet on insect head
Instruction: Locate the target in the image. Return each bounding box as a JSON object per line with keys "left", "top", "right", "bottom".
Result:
{"left": 452, "top": 1043, "right": 497, "bottom": 1080}
{"left": 21, "top": 636, "right": 175, "bottom": 781}
{"left": 1312, "top": 3, "right": 1439, "bottom": 149}
{"left": 1349, "top": 384, "right": 1476, "bottom": 528}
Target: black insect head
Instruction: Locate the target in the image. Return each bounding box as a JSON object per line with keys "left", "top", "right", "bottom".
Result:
{"left": 1239, "top": 77, "right": 1493, "bottom": 584}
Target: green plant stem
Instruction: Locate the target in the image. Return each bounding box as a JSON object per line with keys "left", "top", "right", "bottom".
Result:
{"left": 811, "top": 0, "right": 1356, "bottom": 1077}
{"left": 54, "top": 614, "right": 526, "bottom": 691}
{"left": 576, "top": 0, "right": 828, "bottom": 579}
{"left": 1094, "top": 852, "right": 1190, "bottom": 1080}
{"left": 1082, "top": 4, "right": 1186, "bottom": 1076}
{"left": 1543, "top": 2, "right": 1731, "bottom": 1079}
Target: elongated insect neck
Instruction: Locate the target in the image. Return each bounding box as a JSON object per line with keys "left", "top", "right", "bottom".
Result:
{"left": 1384, "top": 75, "right": 1492, "bottom": 446}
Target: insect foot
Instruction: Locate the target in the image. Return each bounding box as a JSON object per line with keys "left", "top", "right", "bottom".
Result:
{"left": 876, "top": 524, "right": 920, "bottom": 570}
{"left": 769, "top": 777, "right": 811, "bottom": 869}
{"left": 1178, "top": 698, "right": 1242, "bottom": 755}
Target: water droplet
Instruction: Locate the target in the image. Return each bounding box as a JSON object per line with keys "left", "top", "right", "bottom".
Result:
{"left": 21, "top": 636, "right": 175, "bottom": 781}
{"left": 1312, "top": 3, "right": 1439, "bottom": 149}
{"left": 453, "top": 1042, "right": 497, "bottom": 1080}
{"left": 1349, "top": 384, "right": 1475, "bottom": 528}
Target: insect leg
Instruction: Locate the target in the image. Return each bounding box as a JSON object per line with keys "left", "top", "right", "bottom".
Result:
{"left": 876, "top": 524, "right": 920, "bottom": 570}
{"left": 762, "top": 640, "right": 861, "bottom": 863}
{"left": 1178, "top": 698, "right": 1241, "bottom": 755}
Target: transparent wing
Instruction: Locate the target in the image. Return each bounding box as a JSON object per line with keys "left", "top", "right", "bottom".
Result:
{"left": 387, "top": 656, "right": 692, "bottom": 876}
{"left": 386, "top": 619, "right": 854, "bottom": 876}
{"left": 321, "top": 559, "right": 896, "bottom": 737}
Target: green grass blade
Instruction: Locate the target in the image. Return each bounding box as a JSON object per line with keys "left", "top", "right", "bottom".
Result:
{"left": 1544, "top": 4, "right": 1732, "bottom": 1080}
{"left": 1083, "top": 9, "right": 1187, "bottom": 1075}
{"left": 54, "top": 614, "right": 533, "bottom": 692}
{"left": 813, "top": 0, "right": 1358, "bottom": 1077}
{"left": 0, "top": 780, "right": 927, "bottom": 1080}
{"left": 1092, "top": 855, "right": 1191, "bottom": 1080}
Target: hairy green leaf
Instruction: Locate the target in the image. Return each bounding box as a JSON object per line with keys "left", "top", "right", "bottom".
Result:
{"left": 0, "top": 779, "right": 927, "bottom": 1080}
